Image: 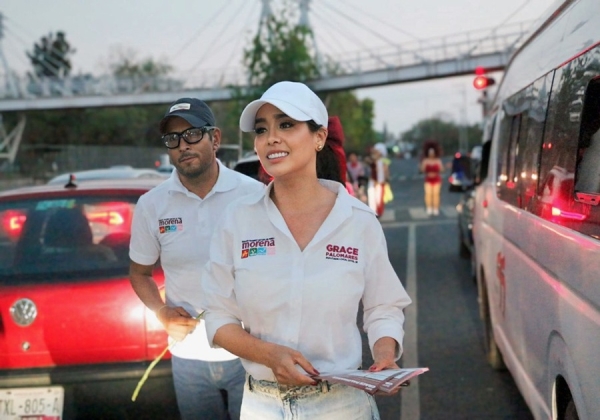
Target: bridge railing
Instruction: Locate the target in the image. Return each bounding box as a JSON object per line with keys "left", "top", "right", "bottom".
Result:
{"left": 0, "top": 21, "right": 533, "bottom": 101}
{"left": 327, "top": 21, "right": 532, "bottom": 74}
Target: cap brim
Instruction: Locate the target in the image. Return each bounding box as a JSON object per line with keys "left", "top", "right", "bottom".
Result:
{"left": 160, "top": 112, "right": 210, "bottom": 133}
{"left": 239, "top": 99, "right": 313, "bottom": 132}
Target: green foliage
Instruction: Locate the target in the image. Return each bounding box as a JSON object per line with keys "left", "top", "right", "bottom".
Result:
{"left": 401, "top": 117, "right": 483, "bottom": 157}
{"left": 19, "top": 105, "right": 165, "bottom": 147}
{"left": 109, "top": 48, "right": 173, "bottom": 78}
{"left": 243, "top": 3, "right": 319, "bottom": 91}
{"left": 239, "top": 3, "right": 376, "bottom": 154}
{"left": 327, "top": 92, "right": 376, "bottom": 154}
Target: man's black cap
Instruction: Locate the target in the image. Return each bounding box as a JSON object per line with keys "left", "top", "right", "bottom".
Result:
{"left": 159, "top": 98, "right": 216, "bottom": 133}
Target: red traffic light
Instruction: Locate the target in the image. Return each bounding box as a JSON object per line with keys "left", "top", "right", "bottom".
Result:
{"left": 473, "top": 75, "right": 495, "bottom": 90}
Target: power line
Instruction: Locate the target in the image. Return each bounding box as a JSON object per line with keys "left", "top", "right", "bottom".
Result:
{"left": 186, "top": 0, "right": 252, "bottom": 73}
{"left": 310, "top": 1, "right": 396, "bottom": 68}
{"left": 327, "top": 0, "right": 423, "bottom": 42}
{"left": 170, "top": 1, "right": 231, "bottom": 60}
{"left": 221, "top": 4, "right": 259, "bottom": 75}
{"left": 317, "top": 0, "right": 402, "bottom": 47}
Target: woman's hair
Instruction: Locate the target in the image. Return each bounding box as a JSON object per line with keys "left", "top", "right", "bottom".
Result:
{"left": 317, "top": 142, "right": 344, "bottom": 184}
{"left": 306, "top": 118, "right": 346, "bottom": 186}
{"left": 422, "top": 140, "right": 442, "bottom": 158}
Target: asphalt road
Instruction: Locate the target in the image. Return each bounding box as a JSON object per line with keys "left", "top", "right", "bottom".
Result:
{"left": 364, "top": 157, "right": 532, "bottom": 420}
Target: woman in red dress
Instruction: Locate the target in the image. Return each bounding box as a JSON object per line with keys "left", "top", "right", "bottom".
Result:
{"left": 420, "top": 141, "right": 443, "bottom": 216}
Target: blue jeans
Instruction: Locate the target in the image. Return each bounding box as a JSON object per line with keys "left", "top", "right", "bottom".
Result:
{"left": 241, "top": 375, "right": 380, "bottom": 420}
{"left": 171, "top": 356, "right": 245, "bottom": 420}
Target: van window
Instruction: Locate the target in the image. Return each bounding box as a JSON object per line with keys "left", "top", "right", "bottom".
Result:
{"left": 574, "top": 79, "right": 600, "bottom": 201}
{"left": 532, "top": 60, "right": 593, "bottom": 231}
{"left": 516, "top": 74, "right": 552, "bottom": 210}
{"left": 496, "top": 113, "right": 521, "bottom": 206}
{"left": 571, "top": 78, "right": 600, "bottom": 238}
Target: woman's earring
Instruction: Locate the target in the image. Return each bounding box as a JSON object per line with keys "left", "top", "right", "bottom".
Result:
{"left": 316, "top": 144, "right": 323, "bottom": 151}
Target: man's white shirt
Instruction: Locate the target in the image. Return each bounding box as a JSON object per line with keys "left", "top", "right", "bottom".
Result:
{"left": 130, "top": 160, "right": 265, "bottom": 361}
{"left": 201, "top": 179, "right": 412, "bottom": 380}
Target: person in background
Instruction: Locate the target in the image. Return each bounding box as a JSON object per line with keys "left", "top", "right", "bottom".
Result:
{"left": 420, "top": 140, "right": 443, "bottom": 216}
{"left": 367, "top": 142, "right": 390, "bottom": 217}
{"left": 347, "top": 151, "right": 368, "bottom": 203}
{"left": 128, "top": 98, "right": 264, "bottom": 420}
{"left": 200, "top": 81, "right": 412, "bottom": 419}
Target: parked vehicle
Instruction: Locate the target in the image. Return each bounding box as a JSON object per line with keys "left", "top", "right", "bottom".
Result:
{"left": 472, "top": 1, "right": 600, "bottom": 418}
{"left": 0, "top": 178, "right": 173, "bottom": 419}
{"left": 47, "top": 166, "right": 168, "bottom": 185}
{"left": 233, "top": 154, "right": 272, "bottom": 184}
{"left": 456, "top": 188, "right": 475, "bottom": 258}
{"left": 154, "top": 153, "right": 174, "bottom": 174}
{"left": 448, "top": 152, "right": 474, "bottom": 192}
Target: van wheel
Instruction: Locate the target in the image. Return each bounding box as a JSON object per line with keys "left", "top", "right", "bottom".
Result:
{"left": 564, "top": 400, "right": 579, "bottom": 420}
{"left": 480, "top": 284, "right": 506, "bottom": 370}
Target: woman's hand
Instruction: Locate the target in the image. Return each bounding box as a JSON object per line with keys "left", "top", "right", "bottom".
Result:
{"left": 368, "top": 337, "right": 403, "bottom": 396}
{"left": 156, "top": 306, "right": 199, "bottom": 342}
{"left": 265, "top": 343, "right": 320, "bottom": 386}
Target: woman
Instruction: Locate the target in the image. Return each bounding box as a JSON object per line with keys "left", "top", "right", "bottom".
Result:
{"left": 200, "top": 81, "right": 411, "bottom": 419}
{"left": 367, "top": 143, "right": 390, "bottom": 217}
{"left": 420, "top": 140, "right": 443, "bottom": 215}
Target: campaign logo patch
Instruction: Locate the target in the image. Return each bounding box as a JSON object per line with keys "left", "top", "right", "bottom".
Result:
{"left": 325, "top": 244, "right": 359, "bottom": 263}
{"left": 241, "top": 237, "right": 276, "bottom": 258}
{"left": 158, "top": 217, "right": 183, "bottom": 234}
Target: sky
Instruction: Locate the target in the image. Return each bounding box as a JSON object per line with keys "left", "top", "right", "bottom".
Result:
{"left": 1, "top": 0, "right": 554, "bottom": 138}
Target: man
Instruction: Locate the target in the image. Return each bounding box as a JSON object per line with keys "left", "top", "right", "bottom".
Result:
{"left": 129, "top": 98, "right": 264, "bottom": 420}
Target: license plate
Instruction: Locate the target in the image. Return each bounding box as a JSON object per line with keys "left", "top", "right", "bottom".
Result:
{"left": 0, "top": 387, "right": 63, "bottom": 420}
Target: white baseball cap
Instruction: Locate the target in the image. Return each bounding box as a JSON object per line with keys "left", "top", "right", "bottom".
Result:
{"left": 239, "top": 81, "right": 328, "bottom": 132}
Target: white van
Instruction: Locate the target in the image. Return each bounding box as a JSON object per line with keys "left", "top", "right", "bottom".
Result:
{"left": 473, "top": 1, "right": 600, "bottom": 419}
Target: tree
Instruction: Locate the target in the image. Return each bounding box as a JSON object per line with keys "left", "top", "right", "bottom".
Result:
{"left": 401, "top": 117, "right": 483, "bottom": 157}
{"left": 108, "top": 47, "right": 173, "bottom": 78}
{"left": 243, "top": 4, "right": 319, "bottom": 92}
{"left": 238, "top": 3, "right": 376, "bottom": 153}
{"left": 26, "top": 31, "right": 75, "bottom": 79}
{"left": 326, "top": 91, "right": 376, "bottom": 154}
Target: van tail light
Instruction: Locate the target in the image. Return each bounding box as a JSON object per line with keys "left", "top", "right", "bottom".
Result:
{"left": 551, "top": 206, "right": 587, "bottom": 221}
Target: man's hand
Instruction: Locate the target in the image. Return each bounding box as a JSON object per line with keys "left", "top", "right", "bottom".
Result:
{"left": 156, "top": 306, "right": 199, "bottom": 342}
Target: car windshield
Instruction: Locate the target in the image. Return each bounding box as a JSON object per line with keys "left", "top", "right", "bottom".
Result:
{"left": 0, "top": 194, "right": 138, "bottom": 284}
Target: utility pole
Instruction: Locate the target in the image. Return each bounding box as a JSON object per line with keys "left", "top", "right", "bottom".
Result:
{"left": 0, "top": 12, "right": 26, "bottom": 167}
{"left": 297, "top": 0, "right": 325, "bottom": 76}
{"left": 457, "top": 84, "right": 468, "bottom": 153}
{"left": 0, "top": 13, "right": 18, "bottom": 98}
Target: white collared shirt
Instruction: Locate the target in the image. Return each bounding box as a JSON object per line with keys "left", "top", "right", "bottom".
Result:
{"left": 130, "top": 160, "right": 265, "bottom": 361}
{"left": 201, "top": 179, "right": 412, "bottom": 379}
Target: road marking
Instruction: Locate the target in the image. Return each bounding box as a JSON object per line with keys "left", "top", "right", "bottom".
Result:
{"left": 379, "top": 209, "right": 395, "bottom": 222}
{"left": 402, "top": 223, "right": 420, "bottom": 420}
{"left": 408, "top": 207, "right": 429, "bottom": 219}
{"left": 441, "top": 205, "right": 458, "bottom": 218}
{"left": 383, "top": 206, "right": 459, "bottom": 222}
{"left": 382, "top": 218, "right": 455, "bottom": 228}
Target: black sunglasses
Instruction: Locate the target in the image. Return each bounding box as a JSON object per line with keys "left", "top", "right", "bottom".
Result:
{"left": 162, "top": 126, "right": 215, "bottom": 149}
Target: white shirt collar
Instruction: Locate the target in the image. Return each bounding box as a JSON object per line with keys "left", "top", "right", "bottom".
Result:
{"left": 166, "top": 159, "right": 238, "bottom": 197}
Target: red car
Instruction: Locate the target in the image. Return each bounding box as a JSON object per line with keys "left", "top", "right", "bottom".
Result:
{"left": 0, "top": 178, "right": 177, "bottom": 419}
